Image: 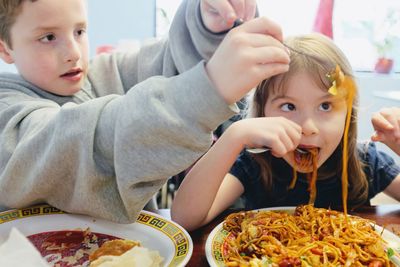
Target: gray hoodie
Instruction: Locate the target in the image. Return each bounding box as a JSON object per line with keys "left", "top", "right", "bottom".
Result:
{"left": 0, "top": 0, "right": 237, "bottom": 222}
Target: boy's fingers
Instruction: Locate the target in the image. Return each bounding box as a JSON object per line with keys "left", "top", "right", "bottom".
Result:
{"left": 231, "top": 33, "right": 284, "bottom": 49}
{"left": 250, "top": 46, "right": 291, "bottom": 65}
{"left": 244, "top": 0, "right": 257, "bottom": 21}
{"left": 257, "top": 63, "right": 290, "bottom": 80}
{"left": 203, "top": 0, "right": 236, "bottom": 24}
{"left": 229, "top": 0, "right": 245, "bottom": 20}
{"left": 238, "top": 17, "right": 284, "bottom": 42}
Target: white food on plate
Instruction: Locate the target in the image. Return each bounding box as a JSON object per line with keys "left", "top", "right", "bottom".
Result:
{"left": 89, "top": 246, "right": 163, "bottom": 267}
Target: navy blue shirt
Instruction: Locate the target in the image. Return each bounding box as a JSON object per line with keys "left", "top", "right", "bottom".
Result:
{"left": 230, "top": 142, "right": 399, "bottom": 209}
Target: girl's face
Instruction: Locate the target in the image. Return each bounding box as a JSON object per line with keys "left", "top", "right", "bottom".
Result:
{"left": 264, "top": 71, "right": 348, "bottom": 173}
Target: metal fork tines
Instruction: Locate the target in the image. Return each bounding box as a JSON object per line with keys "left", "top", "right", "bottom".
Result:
{"left": 246, "top": 147, "right": 308, "bottom": 154}
{"left": 282, "top": 43, "right": 333, "bottom": 68}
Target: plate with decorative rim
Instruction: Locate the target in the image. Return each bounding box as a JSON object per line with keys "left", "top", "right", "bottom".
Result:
{"left": 0, "top": 204, "right": 192, "bottom": 267}
{"left": 205, "top": 207, "right": 400, "bottom": 267}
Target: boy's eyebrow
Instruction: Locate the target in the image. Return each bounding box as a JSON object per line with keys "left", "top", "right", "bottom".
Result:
{"left": 32, "top": 22, "right": 87, "bottom": 34}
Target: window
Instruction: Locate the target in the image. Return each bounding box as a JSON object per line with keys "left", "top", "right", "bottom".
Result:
{"left": 156, "top": 0, "right": 400, "bottom": 73}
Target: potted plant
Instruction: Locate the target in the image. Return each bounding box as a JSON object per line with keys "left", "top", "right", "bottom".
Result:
{"left": 371, "top": 9, "right": 399, "bottom": 73}
{"left": 374, "top": 39, "right": 394, "bottom": 74}
{"left": 362, "top": 9, "right": 399, "bottom": 73}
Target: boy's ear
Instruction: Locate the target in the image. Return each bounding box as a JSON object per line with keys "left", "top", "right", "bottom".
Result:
{"left": 0, "top": 40, "right": 14, "bottom": 64}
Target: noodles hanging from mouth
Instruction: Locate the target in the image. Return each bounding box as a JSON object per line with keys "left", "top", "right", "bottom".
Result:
{"left": 290, "top": 148, "right": 318, "bottom": 204}
{"left": 222, "top": 205, "right": 393, "bottom": 267}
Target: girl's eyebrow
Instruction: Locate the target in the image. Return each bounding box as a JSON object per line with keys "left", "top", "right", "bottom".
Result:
{"left": 270, "top": 92, "right": 341, "bottom": 103}
{"left": 269, "top": 94, "right": 290, "bottom": 103}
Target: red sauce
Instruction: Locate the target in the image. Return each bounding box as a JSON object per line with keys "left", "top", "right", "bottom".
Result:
{"left": 27, "top": 230, "right": 121, "bottom": 267}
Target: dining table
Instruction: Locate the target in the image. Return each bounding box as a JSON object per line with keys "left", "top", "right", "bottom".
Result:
{"left": 156, "top": 204, "right": 400, "bottom": 266}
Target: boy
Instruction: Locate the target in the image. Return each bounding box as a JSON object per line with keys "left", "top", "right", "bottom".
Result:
{"left": 0, "top": 0, "right": 290, "bottom": 222}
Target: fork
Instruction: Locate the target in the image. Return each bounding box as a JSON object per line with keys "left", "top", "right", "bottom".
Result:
{"left": 246, "top": 146, "right": 308, "bottom": 154}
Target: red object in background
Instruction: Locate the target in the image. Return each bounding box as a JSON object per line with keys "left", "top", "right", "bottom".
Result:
{"left": 374, "top": 58, "right": 394, "bottom": 74}
{"left": 313, "top": 0, "right": 334, "bottom": 39}
{"left": 96, "top": 45, "right": 115, "bottom": 55}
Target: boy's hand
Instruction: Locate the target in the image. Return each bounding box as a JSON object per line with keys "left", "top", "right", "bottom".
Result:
{"left": 205, "top": 17, "right": 290, "bottom": 104}
{"left": 229, "top": 117, "right": 302, "bottom": 158}
{"left": 200, "top": 0, "right": 257, "bottom": 33}
{"left": 371, "top": 107, "right": 400, "bottom": 155}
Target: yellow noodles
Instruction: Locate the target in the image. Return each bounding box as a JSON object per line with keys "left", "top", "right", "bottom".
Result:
{"left": 223, "top": 205, "right": 393, "bottom": 267}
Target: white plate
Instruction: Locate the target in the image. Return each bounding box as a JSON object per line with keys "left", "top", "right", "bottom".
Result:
{"left": 0, "top": 205, "right": 192, "bottom": 267}
{"left": 205, "top": 207, "right": 400, "bottom": 267}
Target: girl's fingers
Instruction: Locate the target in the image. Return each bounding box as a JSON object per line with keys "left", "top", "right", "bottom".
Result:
{"left": 372, "top": 112, "right": 394, "bottom": 131}
{"left": 270, "top": 141, "right": 288, "bottom": 157}
{"left": 371, "top": 131, "right": 384, "bottom": 142}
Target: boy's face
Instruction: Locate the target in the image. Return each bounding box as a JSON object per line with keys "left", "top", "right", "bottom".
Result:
{"left": 264, "top": 71, "right": 348, "bottom": 173}
{"left": 0, "top": 0, "right": 89, "bottom": 96}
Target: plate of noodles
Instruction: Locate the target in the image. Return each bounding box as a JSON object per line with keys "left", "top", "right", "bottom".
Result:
{"left": 205, "top": 205, "right": 400, "bottom": 266}
{"left": 0, "top": 204, "right": 192, "bottom": 267}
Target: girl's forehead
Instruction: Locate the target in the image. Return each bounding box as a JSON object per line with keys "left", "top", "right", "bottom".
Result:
{"left": 279, "top": 72, "right": 326, "bottom": 95}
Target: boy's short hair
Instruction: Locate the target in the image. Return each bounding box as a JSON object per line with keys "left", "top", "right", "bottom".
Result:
{"left": 0, "top": 0, "right": 37, "bottom": 48}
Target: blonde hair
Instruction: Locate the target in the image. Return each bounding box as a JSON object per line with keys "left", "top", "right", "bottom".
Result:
{"left": 0, "top": 0, "right": 37, "bottom": 48}
{"left": 250, "top": 33, "right": 368, "bottom": 207}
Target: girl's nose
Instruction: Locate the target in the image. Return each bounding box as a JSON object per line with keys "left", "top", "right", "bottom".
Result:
{"left": 301, "top": 118, "right": 319, "bottom": 136}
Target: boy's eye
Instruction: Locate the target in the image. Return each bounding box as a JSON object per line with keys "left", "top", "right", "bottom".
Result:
{"left": 76, "top": 28, "right": 86, "bottom": 36}
{"left": 281, "top": 103, "right": 296, "bottom": 112}
{"left": 319, "top": 102, "right": 332, "bottom": 111}
{"left": 39, "top": 34, "right": 56, "bottom": 43}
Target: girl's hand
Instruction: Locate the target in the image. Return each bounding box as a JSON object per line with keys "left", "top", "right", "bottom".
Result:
{"left": 371, "top": 107, "right": 400, "bottom": 155}
{"left": 200, "top": 0, "right": 257, "bottom": 33}
{"left": 229, "top": 117, "right": 302, "bottom": 157}
{"left": 205, "top": 17, "right": 290, "bottom": 105}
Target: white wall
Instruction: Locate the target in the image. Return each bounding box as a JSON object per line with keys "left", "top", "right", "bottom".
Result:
{"left": 87, "top": 0, "right": 155, "bottom": 55}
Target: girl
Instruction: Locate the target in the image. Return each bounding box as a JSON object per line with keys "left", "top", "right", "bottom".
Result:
{"left": 171, "top": 33, "right": 400, "bottom": 231}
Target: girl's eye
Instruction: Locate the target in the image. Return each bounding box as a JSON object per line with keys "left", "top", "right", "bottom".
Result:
{"left": 319, "top": 102, "right": 332, "bottom": 111}
{"left": 39, "top": 34, "right": 56, "bottom": 43}
{"left": 281, "top": 103, "right": 296, "bottom": 112}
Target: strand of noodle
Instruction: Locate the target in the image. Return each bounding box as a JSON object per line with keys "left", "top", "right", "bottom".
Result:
{"left": 341, "top": 76, "right": 356, "bottom": 217}
{"left": 288, "top": 167, "right": 298, "bottom": 189}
